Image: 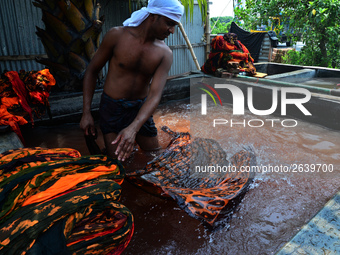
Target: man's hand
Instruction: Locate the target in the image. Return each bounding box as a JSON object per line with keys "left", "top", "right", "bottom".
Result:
{"left": 112, "top": 126, "right": 137, "bottom": 161}
{"left": 80, "top": 112, "right": 96, "bottom": 136}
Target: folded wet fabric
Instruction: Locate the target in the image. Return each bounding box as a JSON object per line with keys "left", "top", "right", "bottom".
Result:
{"left": 202, "top": 34, "right": 256, "bottom": 75}
{"left": 0, "top": 69, "right": 55, "bottom": 144}
{"left": 0, "top": 148, "right": 133, "bottom": 255}
{"left": 123, "top": 0, "right": 184, "bottom": 27}
{"left": 0, "top": 101, "right": 28, "bottom": 142}
{"left": 4, "top": 71, "right": 33, "bottom": 124}
{"left": 127, "top": 126, "right": 256, "bottom": 229}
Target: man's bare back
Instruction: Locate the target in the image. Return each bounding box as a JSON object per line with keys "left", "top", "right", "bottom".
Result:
{"left": 80, "top": 13, "right": 178, "bottom": 161}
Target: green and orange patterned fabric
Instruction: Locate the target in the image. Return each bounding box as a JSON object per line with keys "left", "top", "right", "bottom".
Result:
{"left": 0, "top": 147, "right": 134, "bottom": 255}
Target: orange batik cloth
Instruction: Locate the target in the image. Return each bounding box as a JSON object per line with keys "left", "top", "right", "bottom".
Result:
{"left": 0, "top": 69, "right": 56, "bottom": 143}
{"left": 0, "top": 97, "right": 28, "bottom": 142}
{"left": 202, "top": 33, "right": 256, "bottom": 75}
{"left": 127, "top": 126, "right": 256, "bottom": 230}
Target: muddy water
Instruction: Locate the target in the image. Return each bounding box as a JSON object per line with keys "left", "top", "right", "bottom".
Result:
{"left": 302, "top": 77, "right": 340, "bottom": 89}
{"left": 23, "top": 98, "right": 340, "bottom": 255}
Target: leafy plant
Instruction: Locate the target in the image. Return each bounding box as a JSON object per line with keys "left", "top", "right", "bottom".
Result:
{"left": 210, "top": 16, "right": 233, "bottom": 34}
{"left": 234, "top": 0, "right": 340, "bottom": 68}
{"left": 181, "top": 0, "right": 208, "bottom": 23}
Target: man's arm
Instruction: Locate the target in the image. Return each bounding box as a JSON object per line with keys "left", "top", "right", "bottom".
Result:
{"left": 112, "top": 47, "right": 173, "bottom": 161}
{"left": 80, "top": 28, "right": 118, "bottom": 135}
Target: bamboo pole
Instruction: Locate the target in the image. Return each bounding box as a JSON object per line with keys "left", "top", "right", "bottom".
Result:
{"left": 205, "top": 2, "right": 211, "bottom": 61}
{"left": 178, "top": 22, "right": 201, "bottom": 70}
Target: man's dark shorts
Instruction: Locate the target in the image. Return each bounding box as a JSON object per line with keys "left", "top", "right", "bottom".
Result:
{"left": 99, "top": 92, "right": 158, "bottom": 137}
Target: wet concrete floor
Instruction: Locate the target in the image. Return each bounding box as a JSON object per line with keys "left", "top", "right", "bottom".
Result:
{"left": 23, "top": 98, "right": 340, "bottom": 255}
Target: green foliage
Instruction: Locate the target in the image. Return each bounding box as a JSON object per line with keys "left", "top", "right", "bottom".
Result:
{"left": 234, "top": 0, "right": 340, "bottom": 68}
{"left": 210, "top": 16, "right": 234, "bottom": 34}
{"left": 211, "top": 16, "right": 233, "bottom": 24}
{"left": 281, "top": 50, "right": 310, "bottom": 66}
{"left": 282, "top": 48, "right": 340, "bottom": 69}
{"left": 176, "top": 0, "right": 208, "bottom": 23}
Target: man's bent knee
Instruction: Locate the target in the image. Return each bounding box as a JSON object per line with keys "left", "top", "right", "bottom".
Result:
{"left": 136, "top": 134, "right": 160, "bottom": 151}
{"left": 103, "top": 133, "right": 119, "bottom": 158}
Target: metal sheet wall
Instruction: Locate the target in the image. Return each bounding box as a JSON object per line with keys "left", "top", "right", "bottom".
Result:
{"left": 165, "top": 13, "right": 206, "bottom": 76}
{"left": 0, "top": 0, "right": 45, "bottom": 72}
{"left": 0, "top": 0, "right": 206, "bottom": 76}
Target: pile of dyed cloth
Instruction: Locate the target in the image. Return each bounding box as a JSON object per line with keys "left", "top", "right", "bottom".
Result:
{"left": 0, "top": 69, "right": 55, "bottom": 143}
{"left": 202, "top": 33, "right": 256, "bottom": 75}
{"left": 0, "top": 147, "right": 134, "bottom": 255}
{"left": 127, "top": 127, "right": 256, "bottom": 229}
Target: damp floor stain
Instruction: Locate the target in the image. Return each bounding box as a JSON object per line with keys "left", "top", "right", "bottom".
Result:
{"left": 23, "top": 98, "right": 340, "bottom": 255}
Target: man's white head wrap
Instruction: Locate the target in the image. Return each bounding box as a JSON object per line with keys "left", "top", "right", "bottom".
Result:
{"left": 123, "top": 0, "right": 184, "bottom": 27}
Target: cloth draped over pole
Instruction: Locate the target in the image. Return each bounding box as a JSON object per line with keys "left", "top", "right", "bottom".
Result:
{"left": 229, "top": 22, "right": 266, "bottom": 63}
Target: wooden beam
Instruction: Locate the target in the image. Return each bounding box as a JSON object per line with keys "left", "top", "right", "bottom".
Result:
{"left": 0, "top": 54, "right": 48, "bottom": 61}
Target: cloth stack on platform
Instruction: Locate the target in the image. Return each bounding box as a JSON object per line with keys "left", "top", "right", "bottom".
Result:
{"left": 202, "top": 33, "right": 256, "bottom": 76}
{"left": 0, "top": 147, "right": 133, "bottom": 255}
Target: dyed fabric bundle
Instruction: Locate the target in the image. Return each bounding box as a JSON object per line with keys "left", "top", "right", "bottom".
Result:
{"left": 0, "top": 147, "right": 134, "bottom": 255}
{"left": 0, "top": 69, "right": 55, "bottom": 143}
{"left": 127, "top": 127, "right": 256, "bottom": 229}
{"left": 0, "top": 97, "right": 28, "bottom": 142}
{"left": 202, "top": 33, "right": 256, "bottom": 75}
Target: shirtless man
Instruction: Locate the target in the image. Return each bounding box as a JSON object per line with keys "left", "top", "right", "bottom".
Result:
{"left": 80, "top": 0, "right": 184, "bottom": 162}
